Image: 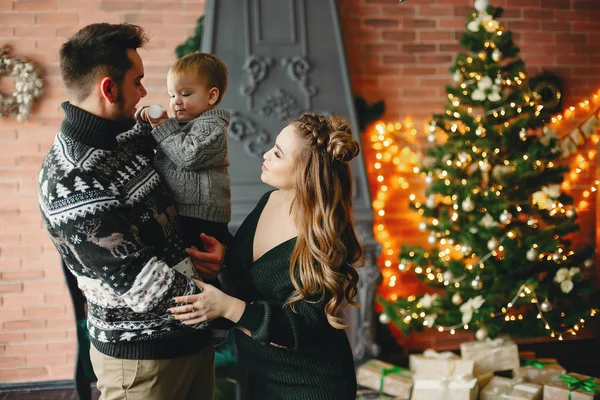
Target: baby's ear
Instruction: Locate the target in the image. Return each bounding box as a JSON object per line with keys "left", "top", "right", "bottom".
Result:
{"left": 208, "top": 87, "right": 220, "bottom": 105}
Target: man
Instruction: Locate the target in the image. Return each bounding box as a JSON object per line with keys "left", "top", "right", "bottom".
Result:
{"left": 38, "top": 23, "right": 214, "bottom": 400}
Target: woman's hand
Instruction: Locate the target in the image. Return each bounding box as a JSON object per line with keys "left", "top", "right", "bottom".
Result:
{"left": 169, "top": 280, "right": 245, "bottom": 325}
{"left": 186, "top": 233, "right": 226, "bottom": 280}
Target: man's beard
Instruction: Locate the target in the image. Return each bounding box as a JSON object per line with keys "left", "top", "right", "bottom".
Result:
{"left": 111, "top": 90, "right": 136, "bottom": 132}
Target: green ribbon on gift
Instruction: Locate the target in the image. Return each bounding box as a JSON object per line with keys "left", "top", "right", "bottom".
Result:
{"left": 366, "top": 362, "right": 410, "bottom": 392}
{"left": 558, "top": 374, "right": 600, "bottom": 400}
{"left": 520, "top": 358, "right": 557, "bottom": 369}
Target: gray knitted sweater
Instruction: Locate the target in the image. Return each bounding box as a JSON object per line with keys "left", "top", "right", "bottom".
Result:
{"left": 151, "top": 108, "right": 232, "bottom": 223}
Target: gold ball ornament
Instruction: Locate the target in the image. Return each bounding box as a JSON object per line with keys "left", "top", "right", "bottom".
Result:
{"left": 492, "top": 49, "right": 502, "bottom": 62}
{"left": 540, "top": 299, "right": 552, "bottom": 312}
{"left": 566, "top": 208, "right": 576, "bottom": 219}
{"left": 475, "top": 327, "right": 489, "bottom": 341}
{"left": 0, "top": 45, "right": 43, "bottom": 122}
{"left": 452, "top": 293, "right": 463, "bottom": 305}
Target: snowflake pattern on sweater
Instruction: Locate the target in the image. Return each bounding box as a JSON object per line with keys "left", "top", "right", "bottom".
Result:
{"left": 38, "top": 103, "right": 208, "bottom": 359}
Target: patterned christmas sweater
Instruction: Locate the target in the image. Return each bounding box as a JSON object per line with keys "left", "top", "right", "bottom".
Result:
{"left": 38, "top": 102, "right": 210, "bottom": 360}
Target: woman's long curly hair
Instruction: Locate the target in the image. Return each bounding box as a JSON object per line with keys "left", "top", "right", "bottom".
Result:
{"left": 284, "top": 112, "right": 364, "bottom": 329}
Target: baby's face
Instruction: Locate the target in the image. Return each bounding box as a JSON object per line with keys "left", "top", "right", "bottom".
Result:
{"left": 167, "top": 72, "right": 216, "bottom": 121}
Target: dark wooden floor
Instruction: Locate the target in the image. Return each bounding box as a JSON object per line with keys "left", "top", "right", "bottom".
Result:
{"left": 0, "top": 388, "right": 100, "bottom": 400}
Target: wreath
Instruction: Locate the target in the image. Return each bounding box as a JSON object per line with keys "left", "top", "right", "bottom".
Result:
{"left": 0, "top": 45, "right": 43, "bottom": 122}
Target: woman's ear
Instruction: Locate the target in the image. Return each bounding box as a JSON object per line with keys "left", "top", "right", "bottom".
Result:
{"left": 208, "top": 87, "right": 220, "bottom": 106}
{"left": 100, "top": 77, "right": 118, "bottom": 104}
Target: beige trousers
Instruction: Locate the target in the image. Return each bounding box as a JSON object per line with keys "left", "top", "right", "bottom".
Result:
{"left": 90, "top": 344, "right": 215, "bottom": 400}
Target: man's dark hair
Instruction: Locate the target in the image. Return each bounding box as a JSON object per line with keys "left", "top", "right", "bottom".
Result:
{"left": 59, "top": 23, "right": 149, "bottom": 102}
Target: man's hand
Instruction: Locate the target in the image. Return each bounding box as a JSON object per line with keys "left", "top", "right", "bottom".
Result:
{"left": 185, "top": 233, "right": 226, "bottom": 280}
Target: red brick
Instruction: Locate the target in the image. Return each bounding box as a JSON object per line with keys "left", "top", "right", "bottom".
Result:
{"left": 364, "top": 18, "right": 399, "bottom": 28}
{"left": 14, "top": 0, "right": 57, "bottom": 11}
{"left": 35, "top": 12, "right": 78, "bottom": 25}
{"left": 0, "top": 308, "right": 25, "bottom": 319}
{"left": 0, "top": 14, "right": 36, "bottom": 26}
{"left": 0, "top": 26, "right": 14, "bottom": 36}
{"left": 46, "top": 341, "right": 75, "bottom": 353}
{"left": 540, "top": 0, "right": 573, "bottom": 9}
{"left": 25, "top": 306, "right": 67, "bottom": 319}
{"left": 419, "top": 31, "right": 453, "bottom": 42}
{"left": 0, "top": 367, "right": 49, "bottom": 382}
{"left": 25, "top": 330, "right": 68, "bottom": 342}
{"left": 0, "top": 356, "right": 26, "bottom": 368}
{"left": 3, "top": 319, "right": 46, "bottom": 331}
{"left": 27, "top": 353, "right": 68, "bottom": 366}
{"left": 0, "top": 1, "right": 13, "bottom": 12}
{"left": 0, "top": 283, "right": 24, "bottom": 294}
{"left": 381, "top": 31, "right": 417, "bottom": 42}
{"left": 403, "top": 44, "right": 437, "bottom": 53}
{"left": 382, "top": 55, "right": 418, "bottom": 64}
{"left": 380, "top": 5, "right": 415, "bottom": 16}
{"left": 100, "top": 1, "right": 142, "bottom": 11}
{"left": 4, "top": 343, "right": 47, "bottom": 356}
{"left": 403, "top": 19, "right": 437, "bottom": 29}
{"left": 46, "top": 319, "right": 76, "bottom": 330}
{"left": 2, "top": 294, "right": 45, "bottom": 308}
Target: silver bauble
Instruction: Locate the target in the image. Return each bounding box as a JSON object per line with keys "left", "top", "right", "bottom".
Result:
{"left": 451, "top": 293, "right": 463, "bottom": 305}
{"left": 566, "top": 208, "right": 576, "bottom": 219}
{"left": 428, "top": 122, "right": 437, "bottom": 133}
{"left": 540, "top": 299, "right": 552, "bottom": 313}
{"left": 458, "top": 152, "right": 469, "bottom": 163}
{"left": 379, "top": 313, "right": 391, "bottom": 324}
{"left": 427, "top": 234, "right": 436, "bottom": 244}
{"left": 475, "top": 327, "right": 489, "bottom": 341}
{"left": 461, "top": 245, "right": 469, "bottom": 254}
{"left": 453, "top": 71, "right": 463, "bottom": 83}
{"left": 584, "top": 259, "right": 594, "bottom": 268}
{"left": 526, "top": 248, "right": 538, "bottom": 262}
{"left": 487, "top": 238, "right": 499, "bottom": 251}
{"left": 480, "top": 161, "right": 491, "bottom": 172}
{"left": 499, "top": 211, "right": 512, "bottom": 224}
{"left": 425, "top": 175, "right": 433, "bottom": 184}
{"left": 552, "top": 253, "right": 561, "bottom": 261}
{"left": 427, "top": 134, "right": 436, "bottom": 143}
{"left": 418, "top": 221, "right": 427, "bottom": 231}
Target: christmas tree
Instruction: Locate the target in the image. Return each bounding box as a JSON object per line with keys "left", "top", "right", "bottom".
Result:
{"left": 378, "top": 0, "right": 599, "bottom": 340}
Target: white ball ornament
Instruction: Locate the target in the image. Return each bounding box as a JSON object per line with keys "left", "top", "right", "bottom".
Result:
{"left": 475, "top": 327, "right": 489, "bottom": 341}
{"left": 471, "top": 277, "right": 483, "bottom": 290}
{"left": 428, "top": 134, "right": 436, "bottom": 143}
{"left": 526, "top": 248, "right": 538, "bottom": 262}
{"left": 566, "top": 208, "right": 576, "bottom": 219}
{"left": 480, "top": 161, "right": 491, "bottom": 172}
{"left": 428, "top": 234, "right": 436, "bottom": 244}
{"left": 425, "top": 196, "right": 436, "bottom": 208}
{"left": 379, "top": 313, "right": 391, "bottom": 324}
{"left": 584, "top": 259, "right": 594, "bottom": 269}
{"left": 418, "top": 221, "right": 427, "bottom": 231}
{"left": 452, "top": 293, "right": 463, "bottom": 305}
{"left": 148, "top": 105, "right": 164, "bottom": 119}
{"left": 487, "top": 238, "right": 499, "bottom": 251}
{"left": 425, "top": 175, "right": 433, "bottom": 184}
{"left": 453, "top": 71, "right": 463, "bottom": 83}
{"left": 540, "top": 299, "right": 552, "bottom": 313}
{"left": 499, "top": 211, "right": 512, "bottom": 224}
{"left": 462, "top": 198, "right": 475, "bottom": 212}
{"left": 492, "top": 49, "right": 502, "bottom": 62}
{"left": 443, "top": 271, "right": 454, "bottom": 281}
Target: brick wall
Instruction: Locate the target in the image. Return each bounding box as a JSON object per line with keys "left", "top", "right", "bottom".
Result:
{"left": 0, "top": 0, "right": 599, "bottom": 383}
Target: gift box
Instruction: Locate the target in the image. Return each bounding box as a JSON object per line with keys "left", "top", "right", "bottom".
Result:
{"left": 411, "top": 374, "right": 478, "bottom": 400}
{"left": 460, "top": 337, "right": 520, "bottom": 375}
{"left": 357, "top": 384, "right": 396, "bottom": 399}
{"left": 480, "top": 376, "right": 542, "bottom": 400}
{"left": 409, "top": 349, "right": 474, "bottom": 379}
{"left": 357, "top": 359, "right": 413, "bottom": 400}
{"left": 519, "top": 358, "right": 566, "bottom": 386}
{"left": 542, "top": 373, "right": 600, "bottom": 400}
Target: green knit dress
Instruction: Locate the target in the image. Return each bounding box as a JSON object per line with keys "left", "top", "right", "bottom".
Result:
{"left": 227, "top": 191, "right": 357, "bottom": 400}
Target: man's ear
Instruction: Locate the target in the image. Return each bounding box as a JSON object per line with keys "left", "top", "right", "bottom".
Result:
{"left": 208, "top": 87, "right": 220, "bottom": 106}
{"left": 100, "top": 77, "right": 118, "bottom": 104}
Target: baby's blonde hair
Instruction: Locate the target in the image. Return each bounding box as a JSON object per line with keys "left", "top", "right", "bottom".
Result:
{"left": 170, "top": 52, "right": 228, "bottom": 105}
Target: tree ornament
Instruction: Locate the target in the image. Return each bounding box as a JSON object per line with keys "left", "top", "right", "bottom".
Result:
{"left": 427, "top": 234, "right": 436, "bottom": 244}
{"left": 460, "top": 245, "right": 469, "bottom": 254}
{"left": 0, "top": 45, "right": 43, "bottom": 122}
{"left": 475, "top": 327, "right": 489, "bottom": 341}
{"left": 552, "top": 252, "right": 561, "bottom": 262}
{"left": 379, "top": 313, "right": 391, "bottom": 324}
{"left": 540, "top": 299, "right": 552, "bottom": 313}
{"left": 492, "top": 49, "right": 502, "bottom": 62}
{"left": 471, "top": 276, "right": 483, "bottom": 290}
{"left": 526, "top": 248, "right": 538, "bottom": 261}
{"left": 425, "top": 175, "right": 433, "bottom": 184}
{"left": 479, "top": 161, "right": 491, "bottom": 172}
{"left": 487, "top": 237, "right": 499, "bottom": 251}
{"left": 428, "top": 121, "right": 437, "bottom": 133}
{"left": 499, "top": 210, "right": 512, "bottom": 224}
{"left": 418, "top": 221, "right": 427, "bottom": 231}
{"left": 458, "top": 152, "right": 469, "bottom": 163}
{"left": 452, "top": 293, "right": 463, "bottom": 305}
{"left": 462, "top": 197, "right": 475, "bottom": 212}
{"left": 427, "top": 134, "right": 436, "bottom": 143}
{"left": 475, "top": 126, "right": 484, "bottom": 136}
{"left": 443, "top": 270, "right": 454, "bottom": 281}
{"left": 399, "top": 263, "right": 407, "bottom": 272}
{"left": 566, "top": 208, "right": 576, "bottom": 219}
{"left": 425, "top": 195, "right": 436, "bottom": 208}
{"left": 584, "top": 259, "right": 594, "bottom": 268}
{"left": 453, "top": 71, "right": 463, "bottom": 83}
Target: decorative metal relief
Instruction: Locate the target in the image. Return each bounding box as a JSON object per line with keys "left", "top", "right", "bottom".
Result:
{"left": 240, "top": 55, "right": 274, "bottom": 97}
{"left": 228, "top": 112, "right": 271, "bottom": 159}
{"left": 260, "top": 88, "right": 301, "bottom": 121}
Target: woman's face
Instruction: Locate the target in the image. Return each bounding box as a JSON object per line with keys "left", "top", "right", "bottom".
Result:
{"left": 261, "top": 124, "right": 303, "bottom": 190}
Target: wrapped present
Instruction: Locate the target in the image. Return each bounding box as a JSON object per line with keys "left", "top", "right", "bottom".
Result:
{"left": 409, "top": 349, "right": 474, "bottom": 379}
{"left": 480, "top": 376, "right": 542, "bottom": 400}
{"left": 460, "top": 337, "right": 520, "bottom": 375}
{"left": 411, "top": 374, "right": 478, "bottom": 400}
{"left": 543, "top": 373, "right": 600, "bottom": 400}
{"left": 357, "top": 384, "right": 396, "bottom": 399}
{"left": 357, "top": 359, "right": 413, "bottom": 400}
{"left": 519, "top": 358, "right": 566, "bottom": 385}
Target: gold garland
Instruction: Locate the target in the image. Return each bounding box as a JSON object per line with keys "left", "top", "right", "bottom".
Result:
{"left": 0, "top": 45, "right": 43, "bottom": 122}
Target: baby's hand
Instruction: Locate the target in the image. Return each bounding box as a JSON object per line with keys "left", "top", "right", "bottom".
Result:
{"left": 140, "top": 107, "right": 168, "bottom": 128}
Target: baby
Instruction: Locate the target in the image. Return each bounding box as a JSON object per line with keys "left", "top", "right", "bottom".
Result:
{"left": 138, "top": 52, "right": 233, "bottom": 252}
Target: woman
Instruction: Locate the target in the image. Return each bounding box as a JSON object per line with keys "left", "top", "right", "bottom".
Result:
{"left": 169, "top": 112, "right": 363, "bottom": 400}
